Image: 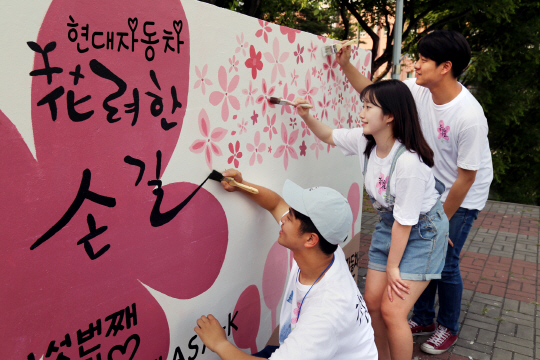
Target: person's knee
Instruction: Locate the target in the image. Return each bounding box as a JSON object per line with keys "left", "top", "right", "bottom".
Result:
{"left": 380, "top": 302, "right": 401, "bottom": 325}
{"left": 365, "top": 294, "right": 382, "bottom": 315}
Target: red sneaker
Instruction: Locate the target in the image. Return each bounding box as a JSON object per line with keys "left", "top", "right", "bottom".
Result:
{"left": 408, "top": 319, "right": 436, "bottom": 336}
{"left": 420, "top": 325, "right": 458, "bottom": 354}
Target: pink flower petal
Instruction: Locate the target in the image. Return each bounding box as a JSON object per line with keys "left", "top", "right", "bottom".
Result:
{"left": 288, "top": 129, "right": 299, "bottom": 145}
{"left": 209, "top": 91, "right": 225, "bottom": 106}
{"left": 229, "top": 96, "right": 241, "bottom": 110}
{"left": 274, "top": 145, "right": 286, "bottom": 158}
{"left": 288, "top": 147, "right": 298, "bottom": 160}
{"left": 249, "top": 152, "right": 256, "bottom": 166}
{"left": 228, "top": 74, "right": 240, "bottom": 93}
{"left": 221, "top": 98, "right": 230, "bottom": 122}
{"left": 198, "top": 109, "right": 210, "bottom": 137}
{"left": 189, "top": 139, "right": 207, "bottom": 154}
{"left": 264, "top": 52, "right": 275, "bottom": 63}
{"left": 205, "top": 144, "right": 213, "bottom": 169}
{"left": 283, "top": 150, "right": 289, "bottom": 170}
{"left": 195, "top": 66, "right": 202, "bottom": 78}
{"left": 257, "top": 153, "right": 263, "bottom": 164}
{"left": 210, "top": 142, "right": 223, "bottom": 156}
{"left": 280, "top": 123, "right": 288, "bottom": 144}
{"left": 210, "top": 127, "right": 228, "bottom": 142}
{"left": 247, "top": 143, "right": 255, "bottom": 152}
{"left": 217, "top": 66, "right": 228, "bottom": 91}
{"left": 279, "top": 52, "right": 290, "bottom": 63}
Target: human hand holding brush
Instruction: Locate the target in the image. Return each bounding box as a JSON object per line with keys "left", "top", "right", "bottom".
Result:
{"left": 294, "top": 97, "right": 335, "bottom": 146}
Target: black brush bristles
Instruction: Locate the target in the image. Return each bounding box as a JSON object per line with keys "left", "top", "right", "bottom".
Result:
{"left": 208, "top": 170, "right": 225, "bottom": 182}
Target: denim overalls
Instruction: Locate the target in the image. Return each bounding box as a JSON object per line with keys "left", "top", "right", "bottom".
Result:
{"left": 364, "top": 144, "right": 449, "bottom": 281}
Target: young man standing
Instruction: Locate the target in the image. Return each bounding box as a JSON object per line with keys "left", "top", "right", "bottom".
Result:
{"left": 337, "top": 30, "right": 493, "bottom": 354}
{"left": 195, "top": 169, "right": 377, "bottom": 360}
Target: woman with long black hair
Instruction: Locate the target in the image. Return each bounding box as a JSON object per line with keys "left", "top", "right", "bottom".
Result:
{"left": 296, "top": 80, "right": 449, "bottom": 360}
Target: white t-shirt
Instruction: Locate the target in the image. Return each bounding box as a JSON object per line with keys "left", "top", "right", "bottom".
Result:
{"left": 271, "top": 246, "right": 377, "bottom": 360}
{"left": 403, "top": 79, "right": 493, "bottom": 210}
{"left": 333, "top": 128, "right": 439, "bottom": 226}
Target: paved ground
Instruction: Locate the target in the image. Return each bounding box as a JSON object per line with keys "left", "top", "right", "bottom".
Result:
{"left": 357, "top": 196, "right": 540, "bottom": 360}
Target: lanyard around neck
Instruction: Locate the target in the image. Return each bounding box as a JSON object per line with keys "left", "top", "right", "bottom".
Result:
{"left": 295, "top": 254, "right": 335, "bottom": 322}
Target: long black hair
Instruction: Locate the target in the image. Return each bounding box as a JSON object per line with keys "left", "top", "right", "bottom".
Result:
{"left": 360, "top": 80, "right": 434, "bottom": 167}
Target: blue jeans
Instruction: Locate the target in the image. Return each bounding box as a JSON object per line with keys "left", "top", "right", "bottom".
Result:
{"left": 412, "top": 207, "right": 479, "bottom": 335}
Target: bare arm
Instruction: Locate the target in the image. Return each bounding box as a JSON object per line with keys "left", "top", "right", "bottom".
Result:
{"left": 221, "top": 169, "right": 289, "bottom": 224}
{"left": 386, "top": 221, "right": 412, "bottom": 301}
{"left": 443, "top": 167, "right": 477, "bottom": 220}
{"left": 336, "top": 42, "right": 372, "bottom": 94}
{"left": 294, "top": 98, "right": 335, "bottom": 145}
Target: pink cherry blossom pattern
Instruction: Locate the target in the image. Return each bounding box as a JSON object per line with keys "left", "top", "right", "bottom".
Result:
{"left": 189, "top": 109, "right": 228, "bottom": 169}
{"left": 209, "top": 66, "right": 240, "bottom": 122}
{"left": 350, "top": 95, "right": 360, "bottom": 113}
{"left": 317, "top": 68, "right": 324, "bottom": 81}
{"left": 343, "top": 96, "right": 351, "bottom": 111}
{"left": 331, "top": 97, "right": 337, "bottom": 110}
{"left": 242, "top": 80, "right": 259, "bottom": 107}
{"left": 317, "top": 93, "right": 330, "bottom": 121}
{"left": 255, "top": 19, "right": 273, "bottom": 43}
{"left": 246, "top": 131, "right": 267, "bottom": 166}
{"left": 320, "top": 80, "right": 328, "bottom": 93}
{"left": 289, "top": 117, "right": 297, "bottom": 129}
{"left": 255, "top": 78, "right": 276, "bottom": 117}
{"left": 358, "top": 51, "right": 372, "bottom": 80}
{"left": 279, "top": 83, "right": 296, "bottom": 116}
{"left": 355, "top": 116, "right": 362, "bottom": 128}
{"left": 245, "top": 45, "right": 264, "bottom": 80}
{"left": 310, "top": 137, "right": 324, "bottom": 159}
{"left": 300, "top": 121, "right": 311, "bottom": 138}
{"left": 238, "top": 118, "right": 248, "bottom": 135}
{"left": 229, "top": 55, "right": 239, "bottom": 73}
{"left": 263, "top": 114, "right": 278, "bottom": 140}
{"left": 307, "top": 41, "right": 318, "bottom": 61}
{"left": 274, "top": 123, "right": 299, "bottom": 170}
{"left": 294, "top": 43, "right": 304, "bottom": 64}
{"left": 322, "top": 56, "right": 339, "bottom": 83}
{"left": 298, "top": 69, "right": 319, "bottom": 108}
{"left": 347, "top": 113, "right": 353, "bottom": 128}
{"left": 235, "top": 33, "right": 249, "bottom": 56}
{"left": 299, "top": 140, "right": 307, "bottom": 156}
{"left": 268, "top": 146, "right": 272, "bottom": 153}
{"left": 342, "top": 79, "right": 349, "bottom": 92}
{"left": 251, "top": 111, "right": 259, "bottom": 125}
{"left": 194, "top": 64, "right": 213, "bottom": 95}
{"left": 264, "top": 37, "right": 290, "bottom": 83}
{"left": 228, "top": 140, "right": 243, "bottom": 168}
{"left": 333, "top": 108, "right": 346, "bottom": 129}
{"left": 311, "top": 66, "right": 317, "bottom": 77}
{"left": 291, "top": 69, "right": 299, "bottom": 86}
{"left": 280, "top": 26, "right": 301, "bottom": 43}
{"left": 437, "top": 120, "right": 450, "bottom": 141}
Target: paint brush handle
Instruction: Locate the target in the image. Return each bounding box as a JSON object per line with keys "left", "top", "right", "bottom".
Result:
{"left": 225, "top": 177, "right": 259, "bottom": 194}
{"left": 297, "top": 103, "right": 313, "bottom": 109}
{"left": 343, "top": 38, "right": 359, "bottom": 47}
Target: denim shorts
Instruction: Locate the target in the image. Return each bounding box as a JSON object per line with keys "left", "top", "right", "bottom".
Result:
{"left": 368, "top": 200, "right": 449, "bottom": 281}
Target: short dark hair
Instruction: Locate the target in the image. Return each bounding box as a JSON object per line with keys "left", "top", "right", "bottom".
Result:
{"left": 417, "top": 30, "right": 471, "bottom": 78}
{"left": 360, "top": 80, "right": 434, "bottom": 167}
{"left": 290, "top": 208, "right": 339, "bottom": 256}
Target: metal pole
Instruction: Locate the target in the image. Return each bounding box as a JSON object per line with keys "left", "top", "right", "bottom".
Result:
{"left": 391, "top": 0, "right": 404, "bottom": 79}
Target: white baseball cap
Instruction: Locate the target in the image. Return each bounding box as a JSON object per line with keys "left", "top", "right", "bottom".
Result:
{"left": 282, "top": 179, "right": 352, "bottom": 245}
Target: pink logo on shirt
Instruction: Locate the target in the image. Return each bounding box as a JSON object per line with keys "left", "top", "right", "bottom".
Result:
{"left": 376, "top": 173, "right": 389, "bottom": 195}
{"left": 291, "top": 302, "right": 301, "bottom": 324}
{"left": 437, "top": 120, "right": 450, "bottom": 141}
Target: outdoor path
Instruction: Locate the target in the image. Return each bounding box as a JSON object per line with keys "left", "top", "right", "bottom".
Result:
{"left": 357, "top": 198, "right": 540, "bottom": 360}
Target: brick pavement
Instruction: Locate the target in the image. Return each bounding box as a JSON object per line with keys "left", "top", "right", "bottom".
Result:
{"left": 357, "top": 198, "right": 540, "bottom": 360}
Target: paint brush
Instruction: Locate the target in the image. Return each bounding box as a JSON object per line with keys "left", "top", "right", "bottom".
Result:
{"left": 208, "top": 170, "right": 259, "bottom": 194}
{"left": 321, "top": 38, "right": 359, "bottom": 56}
{"left": 268, "top": 97, "right": 313, "bottom": 109}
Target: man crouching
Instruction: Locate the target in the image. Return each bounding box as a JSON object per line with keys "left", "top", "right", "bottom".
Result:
{"left": 195, "top": 169, "right": 377, "bottom": 360}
